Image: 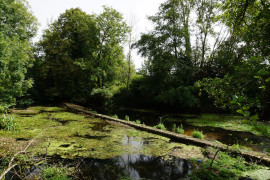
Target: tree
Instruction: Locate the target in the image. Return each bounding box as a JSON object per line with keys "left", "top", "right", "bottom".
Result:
{"left": 35, "top": 7, "right": 130, "bottom": 104}
{"left": 93, "top": 6, "right": 130, "bottom": 88}
{"left": 0, "top": 0, "right": 37, "bottom": 110}
{"left": 134, "top": 0, "right": 198, "bottom": 109}
{"left": 125, "top": 15, "right": 137, "bottom": 90}
{"left": 220, "top": 0, "right": 270, "bottom": 58}
{"left": 90, "top": 6, "right": 130, "bottom": 103}
{"left": 36, "top": 8, "right": 98, "bottom": 102}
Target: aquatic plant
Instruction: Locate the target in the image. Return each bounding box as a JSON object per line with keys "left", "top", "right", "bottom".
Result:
{"left": 192, "top": 130, "right": 205, "bottom": 139}
{"left": 112, "top": 114, "right": 118, "bottom": 118}
{"left": 176, "top": 125, "right": 184, "bottom": 134}
{"left": 154, "top": 123, "right": 166, "bottom": 130}
{"left": 172, "top": 124, "right": 184, "bottom": 134}
{"left": 125, "top": 115, "right": 130, "bottom": 121}
{"left": 135, "top": 120, "right": 141, "bottom": 124}
{"left": 172, "top": 124, "right": 177, "bottom": 132}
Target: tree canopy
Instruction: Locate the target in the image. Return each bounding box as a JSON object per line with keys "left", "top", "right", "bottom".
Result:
{"left": 33, "top": 7, "right": 130, "bottom": 104}
{"left": 0, "top": 0, "right": 37, "bottom": 111}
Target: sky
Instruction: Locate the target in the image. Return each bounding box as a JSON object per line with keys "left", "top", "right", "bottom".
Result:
{"left": 27, "top": 0, "right": 166, "bottom": 69}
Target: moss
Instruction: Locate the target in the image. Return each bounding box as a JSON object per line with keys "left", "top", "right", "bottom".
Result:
{"left": 1, "top": 106, "right": 204, "bottom": 160}
{"left": 185, "top": 114, "right": 264, "bottom": 136}
{"left": 242, "top": 168, "right": 270, "bottom": 180}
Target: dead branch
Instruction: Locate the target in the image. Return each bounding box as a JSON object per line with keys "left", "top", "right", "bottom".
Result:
{"left": 0, "top": 132, "right": 43, "bottom": 180}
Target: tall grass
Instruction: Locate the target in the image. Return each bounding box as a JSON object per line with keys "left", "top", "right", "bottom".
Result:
{"left": 0, "top": 115, "right": 20, "bottom": 132}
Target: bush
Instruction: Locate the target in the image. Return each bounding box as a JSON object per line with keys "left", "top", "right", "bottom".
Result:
{"left": 192, "top": 130, "right": 205, "bottom": 139}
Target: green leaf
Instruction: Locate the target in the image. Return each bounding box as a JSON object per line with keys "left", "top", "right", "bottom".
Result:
{"left": 250, "top": 115, "right": 259, "bottom": 121}
{"left": 257, "top": 69, "right": 269, "bottom": 76}
{"left": 242, "top": 105, "right": 250, "bottom": 111}
{"left": 236, "top": 109, "right": 244, "bottom": 115}
{"left": 243, "top": 111, "right": 250, "bottom": 117}
{"left": 265, "top": 77, "right": 270, "bottom": 82}
{"left": 254, "top": 76, "right": 262, "bottom": 79}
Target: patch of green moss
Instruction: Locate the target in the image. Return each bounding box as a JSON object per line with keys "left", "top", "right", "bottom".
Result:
{"left": 242, "top": 168, "right": 270, "bottom": 180}
{"left": 1, "top": 106, "right": 205, "bottom": 160}
{"left": 185, "top": 114, "right": 264, "bottom": 136}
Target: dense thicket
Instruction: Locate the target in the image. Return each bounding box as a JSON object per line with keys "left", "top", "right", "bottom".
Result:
{"left": 0, "top": 0, "right": 37, "bottom": 111}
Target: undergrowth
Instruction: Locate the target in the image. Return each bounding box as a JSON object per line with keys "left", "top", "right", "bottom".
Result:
{"left": 190, "top": 149, "right": 259, "bottom": 180}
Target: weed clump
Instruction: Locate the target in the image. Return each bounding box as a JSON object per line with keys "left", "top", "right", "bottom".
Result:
{"left": 125, "top": 115, "right": 130, "bottom": 121}
{"left": 192, "top": 130, "right": 205, "bottom": 139}
{"left": 135, "top": 120, "right": 141, "bottom": 124}
{"left": 172, "top": 124, "right": 184, "bottom": 134}
{"left": 112, "top": 114, "right": 118, "bottom": 119}
{"left": 154, "top": 123, "right": 166, "bottom": 130}
{"left": 0, "top": 115, "right": 19, "bottom": 132}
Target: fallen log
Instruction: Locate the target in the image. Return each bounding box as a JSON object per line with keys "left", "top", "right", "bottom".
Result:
{"left": 64, "top": 103, "right": 270, "bottom": 165}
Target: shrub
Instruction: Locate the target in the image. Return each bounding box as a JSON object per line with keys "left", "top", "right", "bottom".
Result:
{"left": 192, "top": 130, "right": 205, "bottom": 139}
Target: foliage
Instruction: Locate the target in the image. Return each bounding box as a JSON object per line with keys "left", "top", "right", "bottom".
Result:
{"left": 154, "top": 123, "right": 166, "bottom": 130}
{"left": 132, "top": 0, "right": 199, "bottom": 110}
{"left": 135, "top": 120, "right": 141, "bottom": 124}
{"left": 192, "top": 130, "right": 205, "bottom": 139}
{"left": 34, "top": 7, "right": 130, "bottom": 104}
{"left": 190, "top": 150, "right": 258, "bottom": 179}
{"left": 125, "top": 115, "right": 130, "bottom": 121}
{"left": 172, "top": 124, "right": 184, "bottom": 134}
{"left": 0, "top": 115, "right": 19, "bottom": 132}
{"left": 112, "top": 114, "right": 118, "bottom": 119}
{"left": 42, "top": 165, "right": 71, "bottom": 180}
{"left": 196, "top": 57, "right": 270, "bottom": 115}
{"left": 0, "top": 0, "right": 37, "bottom": 109}
{"left": 176, "top": 125, "right": 184, "bottom": 134}
{"left": 220, "top": 0, "right": 270, "bottom": 58}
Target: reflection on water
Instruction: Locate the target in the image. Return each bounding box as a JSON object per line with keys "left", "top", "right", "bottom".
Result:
{"left": 68, "top": 155, "right": 192, "bottom": 180}
{"left": 6, "top": 155, "right": 192, "bottom": 180}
